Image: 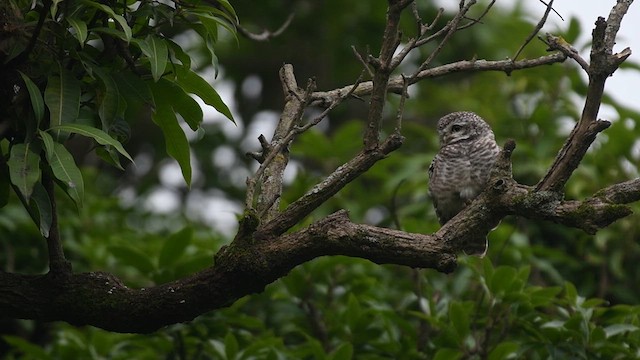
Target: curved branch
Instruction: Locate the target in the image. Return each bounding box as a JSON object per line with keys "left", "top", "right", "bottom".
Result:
{"left": 236, "top": 13, "right": 294, "bottom": 42}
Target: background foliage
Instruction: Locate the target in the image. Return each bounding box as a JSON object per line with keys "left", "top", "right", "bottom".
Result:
{"left": 2, "top": 0, "right": 640, "bottom": 358}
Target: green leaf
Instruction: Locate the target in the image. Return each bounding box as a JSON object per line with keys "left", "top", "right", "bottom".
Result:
{"left": 18, "top": 71, "right": 45, "bottom": 125}
{"left": 44, "top": 69, "right": 81, "bottom": 139}
{"left": 112, "top": 71, "right": 153, "bottom": 103}
{"left": 153, "top": 78, "right": 203, "bottom": 130}
{"left": 92, "top": 68, "right": 121, "bottom": 128}
{"left": 49, "top": 124, "right": 133, "bottom": 163}
{"left": 81, "top": 0, "right": 132, "bottom": 42}
{"left": 40, "top": 132, "right": 84, "bottom": 207}
{"left": 149, "top": 80, "right": 194, "bottom": 186}
{"left": 108, "top": 245, "right": 156, "bottom": 274}
{"left": 95, "top": 146, "right": 124, "bottom": 170}
{"left": 224, "top": 332, "right": 239, "bottom": 360}
{"left": 176, "top": 69, "right": 234, "bottom": 123}
{"left": 1, "top": 336, "right": 51, "bottom": 360}
{"left": 0, "top": 158, "right": 10, "bottom": 208}
{"left": 564, "top": 281, "right": 578, "bottom": 304}
{"left": 433, "top": 348, "right": 462, "bottom": 360}
{"left": 489, "top": 266, "right": 517, "bottom": 296}
{"left": 150, "top": 103, "right": 191, "bottom": 186}
{"left": 604, "top": 324, "right": 639, "bottom": 338}
{"left": 346, "top": 294, "right": 362, "bottom": 327}
{"left": 329, "top": 343, "right": 353, "bottom": 360}
{"left": 197, "top": 13, "right": 237, "bottom": 44}
{"left": 29, "top": 182, "right": 52, "bottom": 237}
{"left": 158, "top": 227, "right": 193, "bottom": 268}
{"left": 66, "top": 16, "right": 88, "bottom": 45}
{"left": 167, "top": 39, "right": 192, "bottom": 69}
{"left": 8, "top": 143, "right": 41, "bottom": 201}
{"left": 488, "top": 341, "right": 520, "bottom": 360}
{"left": 50, "top": 0, "right": 63, "bottom": 18}
{"left": 449, "top": 302, "right": 470, "bottom": 339}
{"left": 133, "top": 35, "right": 168, "bottom": 82}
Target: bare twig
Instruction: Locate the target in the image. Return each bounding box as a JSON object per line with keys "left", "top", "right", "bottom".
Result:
{"left": 311, "top": 53, "right": 567, "bottom": 106}
{"left": 394, "top": 75, "right": 410, "bottom": 132}
{"left": 352, "top": 46, "right": 374, "bottom": 78}
{"left": 457, "top": 0, "right": 497, "bottom": 30}
{"left": 236, "top": 13, "right": 294, "bottom": 42}
{"left": 513, "top": 0, "right": 556, "bottom": 61}
{"left": 411, "top": 0, "right": 477, "bottom": 76}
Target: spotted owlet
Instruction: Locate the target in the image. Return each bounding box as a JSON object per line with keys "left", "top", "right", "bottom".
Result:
{"left": 428, "top": 111, "right": 500, "bottom": 253}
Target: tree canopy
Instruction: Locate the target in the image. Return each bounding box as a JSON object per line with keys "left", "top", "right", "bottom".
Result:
{"left": 1, "top": 0, "right": 640, "bottom": 358}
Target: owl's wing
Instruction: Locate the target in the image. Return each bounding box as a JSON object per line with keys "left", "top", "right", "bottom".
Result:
{"left": 428, "top": 158, "right": 435, "bottom": 180}
{"left": 427, "top": 155, "right": 446, "bottom": 224}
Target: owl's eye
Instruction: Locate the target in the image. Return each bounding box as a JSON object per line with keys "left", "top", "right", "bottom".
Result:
{"left": 451, "top": 124, "right": 463, "bottom": 132}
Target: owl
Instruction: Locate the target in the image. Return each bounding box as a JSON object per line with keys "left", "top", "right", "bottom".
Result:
{"left": 428, "top": 112, "right": 500, "bottom": 253}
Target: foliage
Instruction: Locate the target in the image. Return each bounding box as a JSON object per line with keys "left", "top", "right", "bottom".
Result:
{"left": 0, "top": 0, "right": 235, "bottom": 229}
{"left": 2, "top": 0, "right": 640, "bottom": 359}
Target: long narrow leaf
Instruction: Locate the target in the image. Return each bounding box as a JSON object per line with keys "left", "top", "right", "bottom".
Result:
{"left": 164, "top": 79, "right": 203, "bottom": 131}
{"left": 41, "top": 137, "right": 84, "bottom": 208}
{"left": 81, "top": 0, "right": 132, "bottom": 41}
{"left": 158, "top": 227, "right": 193, "bottom": 268}
{"left": 18, "top": 71, "right": 45, "bottom": 125}
{"left": 112, "top": 71, "right": 153, "bottom": 105}
{"left": 150, "top": 82, "right": 192, "bottom": 186}
{"left": 92, "top": 67, "right": 121, "bottom": 128}
{"left": 66, "top": 17, "right": 88, "bottom": 45}
{"left": 7, "top": 143, "right": 41, "bottom": 201}
{"left": 0, "top": 158, "right": 10, "bottom": 208}
{"left": 146, "top": 35, "right": 168, "bottom": 82}
{"left": 167, "top": 39, "right": 192, "bottom": 69}
{"left": 108, "top": 245, "right": 156, "bottom": 274}
{"left": 176, "top": 69, "right": 234, "bottom": 123}
{"left": 44, "top": 68, "right": 81, "bottom": 139}
{"left": 48, "top": 124, "right": 133, "bottom": 163}
{"left": 30, "top": 182, "right": 52, "bottom": 237}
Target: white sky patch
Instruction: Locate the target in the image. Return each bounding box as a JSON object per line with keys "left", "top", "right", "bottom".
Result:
{"left": 241, "top": 111, "right": 279, "bottom": 152}
{"left": 144, "top": 187, "right": 181, "bottom": 214}
{"left": 241, "top": 75, "right": 263, "bottom": 99}
{"left": 212, "top": 145, "right": 237, "bottom": 169}
{"left": 186, "top": 190, "right": 243, "bottom": 237}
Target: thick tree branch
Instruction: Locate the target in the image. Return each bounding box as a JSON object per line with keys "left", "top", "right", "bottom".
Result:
{"left": 363, "top": 0, "right": 411, "bottom": 150}
{"left": 246, "top": 65, "right": 307, "bottom": 220}
{"left": 3, "top": 141, "right": 636, "bottom": 333}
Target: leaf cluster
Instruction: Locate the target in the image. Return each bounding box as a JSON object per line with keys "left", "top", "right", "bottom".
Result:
{"left": 0, "top": 0, "right": 236, "bottom": 235}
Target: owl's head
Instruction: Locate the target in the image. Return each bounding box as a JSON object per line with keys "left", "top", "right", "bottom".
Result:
{"left": 436, "top": 111, "right": 494, "bottom": 145}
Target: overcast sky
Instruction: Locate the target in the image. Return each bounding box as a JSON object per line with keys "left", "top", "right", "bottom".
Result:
{"left": 527, "top": 0, "right": 640, "bottom": 116}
